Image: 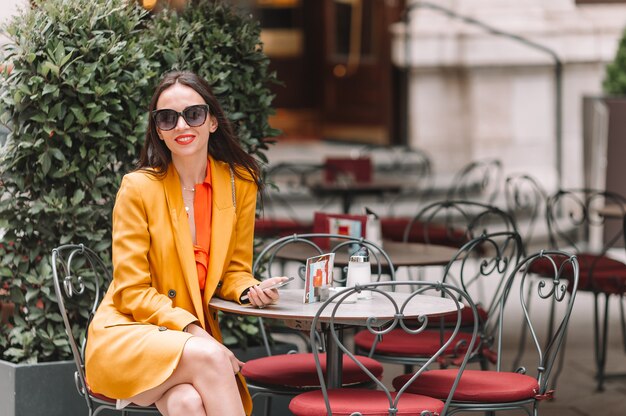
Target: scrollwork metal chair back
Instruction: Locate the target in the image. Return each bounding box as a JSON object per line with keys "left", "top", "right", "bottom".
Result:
{"left": 446, "top": 158, "right": 503, "bottom": 205}
{"left": 441, "top": 231, "right": 524, "bottom": 364}
{"left": 390, "top": 251, "right": 578, "bottom": 416}
{"left": 544, "top": 188, "right": 626, "bottom": 391}
{"left": 505, "top": 251, "right": 579, "bottom": 384}
{"left": 253, "top": 233, "right": 394, "bottom": 354}
{"left": 289, "top": 281, "right": 479, "bottom": 416}
{"left": 365, "top": 145, "right": 433, "bottom": 216}
{"left": 254, "top": 233, "right": 394, "bottom": 288}
{"left": 256, "top": 162, "right": 325, "bottom": 238}
{"left": 504, "top": 173, "right": 549, "bottom": 254}
{"left": 546, "top": 189, "right": 626, "bottom": 260}
{"left": 403, "top": 200, "right": 519, "bottom": 249}
{"left": 51, "top": 244, "right": 157, "bottom": 416}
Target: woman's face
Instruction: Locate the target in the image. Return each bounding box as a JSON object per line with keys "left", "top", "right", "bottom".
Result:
{"left": 154, "top": 83, "right": 217, "bottom": 161}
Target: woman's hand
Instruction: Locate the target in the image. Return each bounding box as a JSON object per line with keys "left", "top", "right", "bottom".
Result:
{"left": 185, "top": 323, "right": 244, "bottom": 373}
{"left": 247, "top": 276, "right": 289, "bottom": 309}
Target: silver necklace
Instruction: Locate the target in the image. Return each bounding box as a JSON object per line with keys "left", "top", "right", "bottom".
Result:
{"left": 182, "top": 186, "right": 196, "bottom": 192}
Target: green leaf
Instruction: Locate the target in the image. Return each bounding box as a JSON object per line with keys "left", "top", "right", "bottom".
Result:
{"left": 40, "top": 152, "right": 51, "bottom": 175}
{"left": 71, "top": 189, "right": 85, "bottom": 205}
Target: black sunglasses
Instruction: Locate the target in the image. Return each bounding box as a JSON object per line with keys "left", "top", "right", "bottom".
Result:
{"left": 152, "top": 104, "right": 210, "bottom": 131}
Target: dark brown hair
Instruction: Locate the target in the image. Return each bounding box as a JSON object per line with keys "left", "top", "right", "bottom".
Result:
{"left": 137, "top": 71, "right": 261, "bottom": 187}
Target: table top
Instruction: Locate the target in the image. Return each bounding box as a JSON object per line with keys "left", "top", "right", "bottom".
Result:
{"left": 210, "top": 289, "right": 459, "bottom": 326}
{"left": 270, "top": 239, "right": 458, "bottom": 267}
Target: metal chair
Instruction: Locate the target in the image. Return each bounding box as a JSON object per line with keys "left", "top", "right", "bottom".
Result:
{"left": 241, "top": 233, "right": 394, "bottom": 415}
{"left": 255, "top": 162, "right": 324, "bottom": 238}
{"left": 395, "top": 250, "right": 579, "bottom": 416}
{"left": 362, "top": 145, "right": 433, "bottom": 217}
{"left": 288, "top": 280, "right": 480, "bottom": 416}
{"left": 504, "top": 173, "right": 549, "bottom": 254}
{"left": 402, "top": 200, "right": 519, "bottom": 247}
{"left": 51, "top": 244, "right": 159, "bottom": 416}
{"left": 446, "top": 158, "right": 503, "bottom": 204}
{"left": 538, "top": 188, "right": 626, "bottom": 391}
{"left": 381, "top": 198, "right": 518, "bottom": 248}
{"left": 354, "top": 231, "right": 524, "bottom": 373}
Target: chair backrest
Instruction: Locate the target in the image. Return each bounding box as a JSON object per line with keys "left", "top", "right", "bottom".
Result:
{"left": 311, "top": 280, "right": 480, "bottom": 415}
{"left": 253, "top": 233, "right": 395, "bottom": 286}
{"left": 403, "top": 200, "right": 519, "bottom": 248}
{"left": 253, "top": 233, "right": 395, "bottom": 356}
{"left": 357, "top": 144, "right": 432, "bottom": 178}
{"left": 442, "top": 231, "right": 524, "bottom": 343}
{"left": 504, "top": 173, "right": 549, "bottom": 253}
{"left": 495, "top": 250, "right": 579, "bottom": 397}
{"left": 51, "top": 244, "right": 110, "bottom": 408}
{"left": 375, "top": 146, "right": 434, "bottom": 216}
{"left": 546, "top": 188, "right": 626, "bottom": 255}
{"left": 446, "top": 158, "right": 503, "bottom": 204}
{"left": 259, "top": 162, "right": 325, "bottom": 221}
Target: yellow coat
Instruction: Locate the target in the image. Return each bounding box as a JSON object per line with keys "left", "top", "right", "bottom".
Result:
{"left": 85, "top": 157, "right": 259, "bottom": 414}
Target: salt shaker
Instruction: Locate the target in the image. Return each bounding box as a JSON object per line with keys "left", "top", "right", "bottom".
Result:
{"left": 345, "top": 247, "right": 372, "bottom": 300}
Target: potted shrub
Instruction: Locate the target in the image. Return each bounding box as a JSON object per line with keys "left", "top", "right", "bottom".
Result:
{"left": 0, "top": 0, "right": 279, "bottom": 414}
{"left": 584, "top": 27, "right": 626, "bottom": 241}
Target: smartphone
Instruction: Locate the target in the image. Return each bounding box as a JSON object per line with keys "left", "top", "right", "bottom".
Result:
{"left": 240, "top": 277, "right": 295, "bottom": 302}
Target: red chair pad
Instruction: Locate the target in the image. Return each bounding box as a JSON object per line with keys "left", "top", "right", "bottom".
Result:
{"left": 289, "top": 389, "right": 445, "bottom": 416}
{"left": 254, "top": 218, "right": 313, "bottom": 238}
{"left": 393, "top": 369, "right": 540, "bottom": 403}
{"left": 528, "top": 253, "right": 626, "bottom": 293}
{"left": 241, "top": 353, "right": 383, "bottom": 387}
{"left": 89, "top": 389, "right": 116, "bottom": 404}
{"left": 354, "top": 328, "right": 475, "bottom": 356}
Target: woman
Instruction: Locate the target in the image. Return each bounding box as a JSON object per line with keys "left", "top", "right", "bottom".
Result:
{"left": 85, "top": 71, "right": 285, "bottom": 416}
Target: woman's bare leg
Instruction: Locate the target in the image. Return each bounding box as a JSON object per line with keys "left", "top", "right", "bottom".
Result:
{"left": 155, "top": 384, "right": 203, "bottom": 416}
{"left": 128, "top": 337, "right": 245, "bottom": 416}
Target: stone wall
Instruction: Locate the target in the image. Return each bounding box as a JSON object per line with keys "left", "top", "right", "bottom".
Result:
{"left": 392, "top": 0, "right": 626, "bottom": 191}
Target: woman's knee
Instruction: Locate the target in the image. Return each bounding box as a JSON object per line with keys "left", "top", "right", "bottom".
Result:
{"left": 180, "top": 337, "right": 233, "bottom": 374}
{"left": 157, "top": 384, "right": 204, "bottom": 415}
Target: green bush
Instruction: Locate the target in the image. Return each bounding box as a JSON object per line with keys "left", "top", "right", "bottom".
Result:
{"left": 0, "top": 0, "right": 156, "bottom": 364}
{"left": 604, "top": 27, "right": 626, "bottom": 94}
{"left": 0, "top": 0, "right": 278, "bottom": 363}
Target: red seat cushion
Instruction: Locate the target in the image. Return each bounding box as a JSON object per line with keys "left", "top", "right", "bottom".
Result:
{"left": 527, "top": 253, "right": 626, "bottom": 293}
{"left": 380, "top": 218, "right": 468, "bottom": 248}
{"left": 393, "top": 369, "right": 540, "bottom": 403}
{"left": 241, "top": 353, "right": 383, "bottom": 387}
{"left": 254, "top": 218, "right": 313, "bottom": 238}
{"left": 89, "top": 390, "right": 116, "bottom": 404}
{"left": 354, "top": 328, "right": 475, "bottom": 356}
{"left": 289, "top": 389, "right": 445, "bottom": 416}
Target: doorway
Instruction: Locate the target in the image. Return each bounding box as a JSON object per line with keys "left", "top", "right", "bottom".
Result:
{"left": 255, "top": 0, "right": 405, "bottom": 144}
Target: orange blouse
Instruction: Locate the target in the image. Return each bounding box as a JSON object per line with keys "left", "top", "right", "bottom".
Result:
{"left": 192, "top": 160, "right": 212, "bottom": 291}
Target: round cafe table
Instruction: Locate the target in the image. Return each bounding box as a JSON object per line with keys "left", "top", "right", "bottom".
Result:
{"left": 210, "top": 288, "right": 459, "bottom": 389}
